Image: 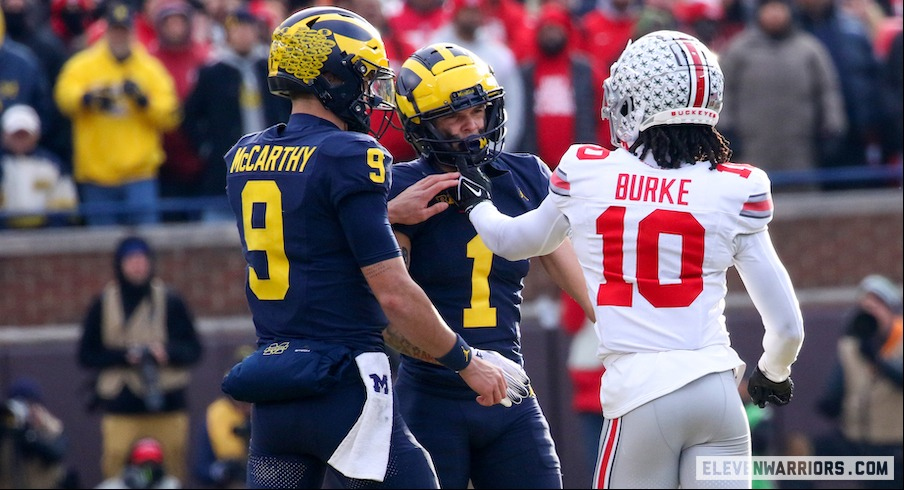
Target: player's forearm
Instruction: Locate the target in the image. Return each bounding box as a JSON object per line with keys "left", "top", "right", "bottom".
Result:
{"left": 734, "top": 231, "right": 805, "bottom": 380}
{"left": 468, "top": 199, "right": 569, "bottom": 261}
{"left": 364, "top": 258, "right": 458, "bottom": 359}
{"left": 383, "top": 325, "right": 439, "bottom": 364}
{"left": 538, "top": 239, "right": 596, "bottom": 324}
{"left": 383, "top": 286, "right": 458, "bottom": 359}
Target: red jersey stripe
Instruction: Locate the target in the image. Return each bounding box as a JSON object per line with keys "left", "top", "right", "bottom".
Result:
{"left": 551, "top": 170, "right": 571, "bottom": 191}
{"left": 743, "top": 197, "right": 773, "bottom": 213}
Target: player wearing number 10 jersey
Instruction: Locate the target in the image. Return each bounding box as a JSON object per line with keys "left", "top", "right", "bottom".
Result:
{"left": 464, "top": 31, "right": 805, "bottom": 488}
{"left": 222, "top": 7, "right": 509, "bottom": 489}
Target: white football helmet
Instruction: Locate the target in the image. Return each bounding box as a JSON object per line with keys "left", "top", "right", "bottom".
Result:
{"left": 602, "top": 30, "right": 724, "bottom": 148}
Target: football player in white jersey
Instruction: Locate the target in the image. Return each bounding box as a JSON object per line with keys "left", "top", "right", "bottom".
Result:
{"left": 454, "top": 30, "right": 805, "bottom": 488}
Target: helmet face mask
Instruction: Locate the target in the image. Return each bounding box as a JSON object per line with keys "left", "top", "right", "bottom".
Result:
{"left": 267, "top": 6, "right": 395, "bottom": 135}
{"left": 396, "top": 43, "right": 506, "bottom": 168}
{"left": 602, "top": 30, "right": 723, "bottom": 148}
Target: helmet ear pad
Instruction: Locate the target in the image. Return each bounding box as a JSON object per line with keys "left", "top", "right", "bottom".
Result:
{"left": 310, "top": 56, "right": 371, "bottom": 132}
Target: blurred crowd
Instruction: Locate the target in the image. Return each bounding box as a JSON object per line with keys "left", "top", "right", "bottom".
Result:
{"left": 0, "top": 0, "right": 901, "bottom": 229}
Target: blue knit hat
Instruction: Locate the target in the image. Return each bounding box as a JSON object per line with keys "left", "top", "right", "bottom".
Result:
{"left": 115, "top": 235, "right": 152, "bottom": 262}
{"left": 7, "top": 377, "right": 44, "bottom": 403}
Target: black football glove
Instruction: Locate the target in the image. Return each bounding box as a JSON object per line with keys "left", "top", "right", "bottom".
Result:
{"left": 747, "top": 366, "right": 793, "bottom": 408}
{"left": 453, "top": 164, "right": 492, "bottom": 212}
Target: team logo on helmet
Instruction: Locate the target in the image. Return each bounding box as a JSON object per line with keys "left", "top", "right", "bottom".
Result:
{"left": 267, "top": 7, "right": 395, "bottom": 135}
{"left": 269, "top": 27, "right": 336, "bottom": 83}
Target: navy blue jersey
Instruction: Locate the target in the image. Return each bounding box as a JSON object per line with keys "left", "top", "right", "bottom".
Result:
{"left": 389, "top": 152, "right": 552, "bottom": 394}
{"left": 225, "top": 114, "right": 401, "bottom": 352}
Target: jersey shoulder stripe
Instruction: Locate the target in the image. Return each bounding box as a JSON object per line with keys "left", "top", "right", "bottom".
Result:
{"left": 550, "top": 168, "right": 570, "bottom": 196}
{"left": 741, "top": 192, "right": 773, "bottom": 219}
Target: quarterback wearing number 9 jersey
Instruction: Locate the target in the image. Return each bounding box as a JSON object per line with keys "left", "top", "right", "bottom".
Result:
{"left": 463, "top": 30, "right": 805, "bottom": 488}
{"left": 222, "top": 7, "right": 510, "bottom": 489}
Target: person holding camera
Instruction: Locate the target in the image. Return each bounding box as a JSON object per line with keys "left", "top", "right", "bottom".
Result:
{"left": 78, "top": 235, "right": 202, "bottom": 484}
{"left": 1, "top": 377, "right": 79, "bottom": 489}
{"left": 192, "top": 394, "right": 250, "bottom": 489}
{"left": 813, "top": 274, "right": 903, "bottom": 489}
{"left": 192, "top": 346, "right": 252, "bottom": 489}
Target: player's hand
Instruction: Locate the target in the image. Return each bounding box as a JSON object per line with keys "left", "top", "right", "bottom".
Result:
{"left": 747, "top": 366, "right": 793, "bottom": 408}
{"left": 122, "top": 79, "right": 148, "bottom": 108}
{"left": 473, "top": 348, "right": 531, "bottom": 407}
{"left": 458, "top": 355, "right": 508, "bottom": 407}
{"left": 388, "top": 172, "right": 460, "bottom": 225}
{"left": 452, "top": 164, "right": 491, "bottom": 212}
{"left": 82, "top": 88, "right": 115, "bottom": 111}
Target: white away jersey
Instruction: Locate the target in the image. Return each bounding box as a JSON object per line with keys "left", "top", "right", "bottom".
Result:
{"left": 550, "top": 145, "right": 777, "bottom": 416}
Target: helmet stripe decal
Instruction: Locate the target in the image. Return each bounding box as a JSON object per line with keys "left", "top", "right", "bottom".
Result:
{"left": 679, "top": 39, "right": 708, "bottom": 109}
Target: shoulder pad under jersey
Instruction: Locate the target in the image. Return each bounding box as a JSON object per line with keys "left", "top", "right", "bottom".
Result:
{"left": 717, "top": 162, "right": 774, "bottom": 233}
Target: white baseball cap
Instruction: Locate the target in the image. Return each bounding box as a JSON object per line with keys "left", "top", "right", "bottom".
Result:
{"left": 1, "top": 104, "right": 42, "bottom": 136}
{"left": 859, "top": 274, "right": 902, "bottom": 311}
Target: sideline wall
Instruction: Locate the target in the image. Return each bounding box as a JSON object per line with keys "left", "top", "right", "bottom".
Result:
{"left": 1, "top": 189, "right": 901, "bottom": 487}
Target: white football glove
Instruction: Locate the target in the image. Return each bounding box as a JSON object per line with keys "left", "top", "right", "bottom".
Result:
{"left": 473, "top": 348, "right": 531, "bottom": 407}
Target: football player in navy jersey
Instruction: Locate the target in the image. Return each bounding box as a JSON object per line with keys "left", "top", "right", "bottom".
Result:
{"left": 385, "top": 43, "right": 594, "bottom": 489}
{"left": 222, "top": 8, "right": 512, "bottom": 489}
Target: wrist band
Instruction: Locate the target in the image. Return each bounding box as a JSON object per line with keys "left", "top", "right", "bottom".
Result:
{"left": 437, "top": 334, "right": 472, "bottom": 372}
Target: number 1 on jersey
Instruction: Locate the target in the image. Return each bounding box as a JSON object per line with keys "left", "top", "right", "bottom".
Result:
{"left": 464, "top": 236, "right": 497, "bottom": 327}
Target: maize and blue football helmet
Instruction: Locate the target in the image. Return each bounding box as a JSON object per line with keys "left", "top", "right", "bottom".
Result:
{"left": 267, "top": 6, "right": 395, "bottom": 135}
{"left": 395, "top": 43, "right": 506, "bottom": 168}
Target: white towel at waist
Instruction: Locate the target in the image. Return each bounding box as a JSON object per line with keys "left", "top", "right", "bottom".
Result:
{"left": 328, "top": 352, "right": 393, "bottom": 481}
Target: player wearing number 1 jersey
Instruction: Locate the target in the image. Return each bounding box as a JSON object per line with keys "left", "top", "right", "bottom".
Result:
{"left": 386, "top": 44, "right": 593, "bottom": 489}
{"left": 222, "top": 8, "right": 510, "bottom": 489}
{"left": 460, "top": 31, "right": 805, "bottom": 488}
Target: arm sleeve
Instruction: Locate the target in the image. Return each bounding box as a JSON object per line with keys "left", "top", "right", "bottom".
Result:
{"left": 54, "top": 58, "right": 88, "bottom": 117}
{"left": 468, "top": 196, "right": 570, "bottom": 261}
{"left": 733, "top": 229, "right": 805, "bottom": 382}
{"left": 164, "top": 292, "right": 203, "bottom": 366}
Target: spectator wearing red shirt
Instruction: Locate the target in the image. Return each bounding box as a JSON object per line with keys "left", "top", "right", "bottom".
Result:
{"left": 387, "top": 0, "right": 448, "bottom": 54}
{"left": 478, "top": 0, "right": 537, "bottom": 63}
{"left": 148, "top": 0, "right": 211, "bottom": 217}
{"left": 516, "top": 2, "right": 601, "bottom": 169}
{"left": 579, "top": 0, "right": 639, "bottom": 76}
{"left": 345, "top": 0, "right": 418, "bottom": 162}
{"left": 578, "top": 0, "right": 638, "bottom": 148}
{"left": 49, "top": 0, "right": 97, "bottom": 54}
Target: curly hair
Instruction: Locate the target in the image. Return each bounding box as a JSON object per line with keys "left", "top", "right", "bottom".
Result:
{"left": 630, "top": 124, "right": 732, "bottom": 170}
